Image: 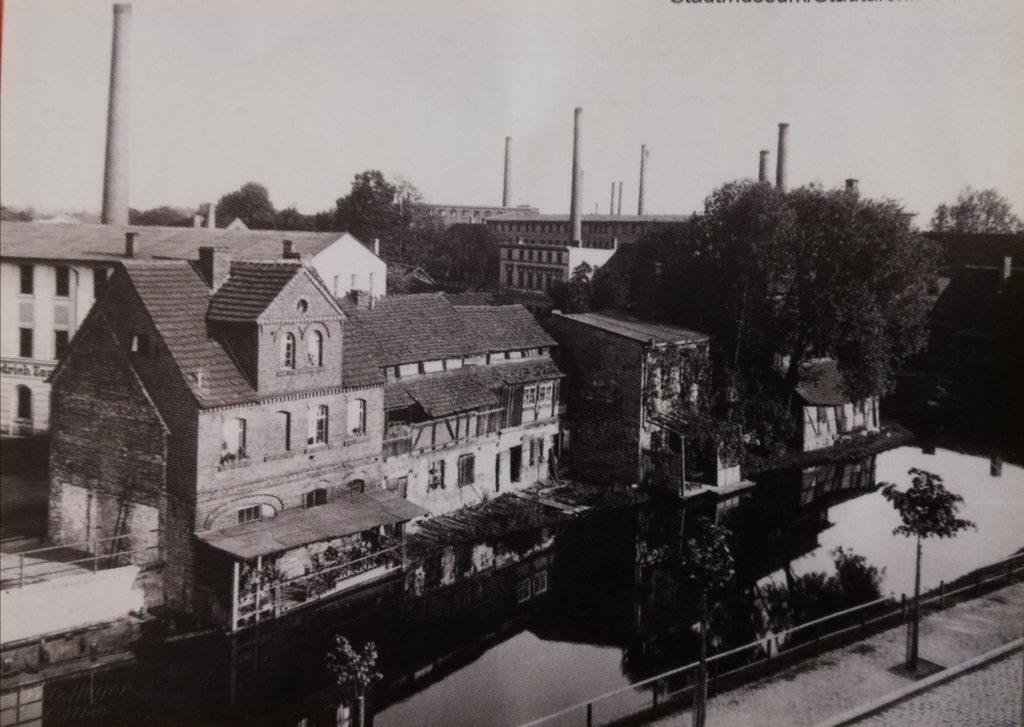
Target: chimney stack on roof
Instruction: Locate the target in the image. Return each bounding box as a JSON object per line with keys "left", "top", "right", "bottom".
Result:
{"left": 282, "top": 239, "right": 301, "bottom": 259}
{"left": 124, "top": 231, "right": 137, "bottom": 258}
{"left": 845, "top": 178, "right": 860, "bottom": 195}
{"left": 569, "top": 108, "right": 583, "bottom": 244}
{"left": 100, "top": 4, "right": 132, "bottom": 226}
{"left": 373, "top": 238, "right": 381, "bottom": 257}
{"left": 198, "top": 246, "right": 230, "bottom": 290}
{"left": 207, "top": 203, "right": 216, "bottom": 230}
{"left": 776, "top": 123, "right": 789, "bottom": 191}
{"left": 503, "top": 136, "right": 512, "bottom": 207}
{"left": 759, "top": 150, "right": 770, "bottom": 183}
{"left": 193, "top": 213, "right": 202, "bottom": 228}
{"left": 638, "top": 145, "right": 648, "bottom": 215}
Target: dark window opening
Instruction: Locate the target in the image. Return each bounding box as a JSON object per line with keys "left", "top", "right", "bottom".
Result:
{"left": 509, "top": 445, "right": 522, "bottom": 483}
{"left": 93, "top": 268, "right": 109, "bottom": 299}
{"left": 54, "top": 330, "right": 70, "bottom": 360}
{"left": 304, "top": 488, "right": 328, "bottom": 508}
{"left": 55, "top": 266, "right": 70, "bottom": 298}
{"left": 19, "top": 328, "right": 33, "bottom": 358}
{"left": 19, "top": 265, "right": 34, "bottom": 295}
{"left": 237, "top": 505, "right": 262, "bottom": 524}
{"left": 16, "top": 386, "right": 32, "bottom": 421}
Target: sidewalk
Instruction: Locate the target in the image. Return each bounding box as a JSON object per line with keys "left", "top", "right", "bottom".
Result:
{"left": 649, "top": 581, "right": 1024, "bottom": 727}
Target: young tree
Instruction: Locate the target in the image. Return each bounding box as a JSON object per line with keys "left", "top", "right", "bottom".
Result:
{"left": 931, "top": 187, "right": 1023, "bottom": 233}
{"left": 327, "top": 635, "right": 382, "bottom": 727}
{"left": 678, "top": 517, "right": 735, "bottom": 727}
{"left": 881, "top": 469, "right": 975, "bottom": 670}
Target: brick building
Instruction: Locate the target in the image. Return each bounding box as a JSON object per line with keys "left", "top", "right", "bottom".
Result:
{"left": 545, "top": 310, "right": 743, "bottom": 493}
{"left": 409, "top": 203, "right": 538, "bottom": 229}
{"left": 349, "top": 294, "right": 566, "bottom": 516}
{"left": 48, "top": 250, "right": 421, "bottom": 630}
{"left": 487, "top": 213, "right": 690, "bottom": 295}
{"left": 0, "top": 222, "right": 386, "bottom": 437}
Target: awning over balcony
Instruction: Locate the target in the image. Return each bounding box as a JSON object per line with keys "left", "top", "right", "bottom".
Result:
{"left": 197, "top": 490, "right": 428, "bottom": 560}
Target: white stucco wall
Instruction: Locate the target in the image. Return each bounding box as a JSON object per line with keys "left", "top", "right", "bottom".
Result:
{"left": 312, "top": 233, "right": 387, "bottom": 298}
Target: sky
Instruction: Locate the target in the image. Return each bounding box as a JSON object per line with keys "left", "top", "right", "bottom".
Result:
{"left": 2, "top": 0, "right": 1022, "bottom": 222}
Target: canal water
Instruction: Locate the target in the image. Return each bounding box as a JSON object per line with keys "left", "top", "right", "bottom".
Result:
{"left": 19, "top": 446, "right": 1024, "bottom": 727}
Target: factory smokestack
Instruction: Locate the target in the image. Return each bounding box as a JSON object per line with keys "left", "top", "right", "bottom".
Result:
{"left": 569, "top": 108, "right": 583, "bottom": 244}
{"left": 758, "top": 150, "right": 770, "bottom": 183}
{"left": 502, "top": 136, "right": 512, "bottom": 207}
{"left": 617, "top": 181, "right": 623, "bottom": 216}
{"left": 637, "top": 145, "right": 648, "bottom": 215}
{"left": 609, "top": 182, "right": 615, "bottom": 214}
{"left": 101, "top": 4, "right": 132, "bottom": 225}
{"left": 775, "top": 123, "right": 789, "bottom": 191}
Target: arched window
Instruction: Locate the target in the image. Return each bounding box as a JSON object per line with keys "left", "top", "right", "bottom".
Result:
{"left": 303, "top": 488, "right": 328, "bottom": 508}
{"left": 16, "top": 386, "right": 32, "bottom": 421}
{"left": 309, "top": 330, "right": 324, "bottom": 367}
{"left": 309, "top": 404, "right": 329, "bottom": 445}
{"left": 282, "top": 332, "right": 296, "bottom": 369}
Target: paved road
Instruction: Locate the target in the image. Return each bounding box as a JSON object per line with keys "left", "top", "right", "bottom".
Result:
{"left": 853, "top": 649, "right": 1021, "bottom": 727}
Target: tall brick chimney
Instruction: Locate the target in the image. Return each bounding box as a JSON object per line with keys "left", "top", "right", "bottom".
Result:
{"left": 759, "top": 150, "right": 770, "bottom": 183}
{"left": 503, "top": 136, "right": 512, "bottom": 207}
{"left": 101, "top": 4, "right": 132, "bottom": 225}
{"left": 617, "top": 181, "right": 623, "bottom": 216}
{"left": 776, "top": 123, "right": 789, "bottom": 191}
{"left": 198, "top": 246, "right": 230, "bottom": 290}
{"left": 637, "top": 145, "right": 648, "bottom": 215}
{"left": 609, "top": 182, "right": 616, "bottom": 214}
{"left": 569, "top": 108, "right": 583, "bottom": 244}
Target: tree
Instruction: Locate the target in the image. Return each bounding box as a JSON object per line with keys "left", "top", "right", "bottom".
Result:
{"left": 677, "top": 517, "right": 735, "bottom": 727}
{"left": 129, "top": 205, "right": 193, "bottom": 227}
{"left": 881, "top": 468, "right": 975, "bottom": 670}
{"left": 931, "top": 187, "right": 1023, "bottom": 233}
{"left": 215, "top": 182, "right": 278, "bottom": 229}
{"left": 327, "top": 635, "right": 382, "bottom": 727}
{"left": 548, "top": 263, "right": 594, "bottom": 313}
{"left": 335, "top": 170, "right": 402, "bottom": 243}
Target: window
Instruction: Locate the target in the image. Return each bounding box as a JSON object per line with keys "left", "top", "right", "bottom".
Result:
{"left": 19, "top": 265, "right": 34, "bottom": 295}
{"left": 532, "top": 571, "right": 548, "bottom": 595}
{"left": 304, "top": 488, "right": 328, "bottom": 508}
{"left": 347, "top": 398, "right": 366, "bottom": 435}
{"left": 428, "top": 459, "right": 446, "bottom": 490}
{"left": 310, "top": 404, "right": 329, "bottom": 445}
{"left": 282, "top": 333, "right": 296, "bottom": 369}
{"left": 457, "top": 454, "right": 475, "bottom": 487}
{"left": 18, "top": 328, "right": 33, "bottom": 358}
{"left": 16, "top": 386, "right": 32, "bottom": 421}
{"left": 523, "top": 384, "right": 537, "bottom": 407}
{"left": 333, "top": 275, "right": 340, "bottom": 295}
{"left": 130, "top": 333, "right": 150, "bottom": 355}
{"left": 93, "top": 268, "right": 108, "bottom": 299}
{"left": 817, "top": 406, "right": 829, "bottom": 424}
{"left": 54, "top": 330, "right": 70, "bottom": 360}
{"left": 296, "top": 298, "right": 309, "bottom": 314}
{"left": 538, "top": 382, "right": 554, "bottom": 404}
{"left": 55, "top": 266, "right": 70, "bottom": 297}
{"left": 309, "top": 330, "right": 324, "bottom": 367}
{"left": 278, "top": 411, "right": 292, "bottom": 451}
{"left": 221, "top": 417, "right": 247, "bottom": 461}
{"left": 516, "top": 577, "right": 531, "bottom": 603}
{"left": 237, "top": 505, "right": 262, "bottom": 525}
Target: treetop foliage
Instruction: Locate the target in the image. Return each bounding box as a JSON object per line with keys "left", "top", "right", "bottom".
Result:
{"left": 881, "top": 468, "right": 976, "bottom": 540}
{"left": 931, "top": 187, "right": 1023, "bottom": 234}
{"left": 326, "top": 635, "right": 382, "bottom": 697}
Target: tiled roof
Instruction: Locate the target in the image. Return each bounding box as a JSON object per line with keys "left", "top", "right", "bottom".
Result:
{"left": 123, "top": 261, "right": 258, "bottom": 408}
{"left": 0, "top": 221, "right": 341, "bottom": 263}
{"left": 342, "top": 318, "right": 385, "bottom": 389}
{"left": 350, "top": 293, "right": 484, "bottom": 366}
{"left": 453, "top": 305, "right": 555, "bottom": 352}
{"left": 207, "top": 261, "right": 303, "bottom": 321}
{"left": 793, "top": 358, "right": 850, "bottom": 406}
{"left": 475, "top": 358, "right": 565, "bottom": 388}
{"left": 385, "top": 367, "right": 499, "bottom": 417}
{"left": 554, "top": 310, "right": 708, "bottom": 345}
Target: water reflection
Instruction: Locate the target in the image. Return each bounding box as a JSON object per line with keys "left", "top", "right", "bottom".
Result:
{"left": 14, "top": 446, "right": 1023, "bottom": 727}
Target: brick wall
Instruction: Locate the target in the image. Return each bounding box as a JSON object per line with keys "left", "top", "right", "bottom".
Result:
{"left": 49, "top": 311, "right": 167, "bottom": 549}
{"left": 544, "top": 315, "right": 644, "bottom": 486}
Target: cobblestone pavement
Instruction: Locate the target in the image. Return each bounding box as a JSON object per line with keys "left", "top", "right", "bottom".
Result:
{"left": 649, "top": 581, "right": 1024, "bottom": 727}
{"left": 852, "top": 649, "right": 1021, "bottom": 727}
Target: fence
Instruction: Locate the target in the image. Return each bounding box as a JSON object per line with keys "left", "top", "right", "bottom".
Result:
{"left": 520, "top": 550, "right": 1024, "bottom": 727}
{"left": 0, "top": 533, "right": 160, "bottom": 590}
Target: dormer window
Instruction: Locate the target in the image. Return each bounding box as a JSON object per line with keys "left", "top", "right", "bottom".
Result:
{"left": 309, "top": 330, "right": 324, "bottom": 367}
{"left": 282, "top": 332, "right": 296, "bottom": 369}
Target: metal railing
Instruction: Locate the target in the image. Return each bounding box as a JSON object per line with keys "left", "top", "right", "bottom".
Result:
{"left": 520, "top": 550, "right": 1024, "bottom": 727}
{"left": 0, "top": 532, "right": 160, "bottom": 590}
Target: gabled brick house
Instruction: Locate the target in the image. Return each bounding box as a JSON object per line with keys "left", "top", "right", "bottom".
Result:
{"left": 348, "top": 295, "right": 566, "bottom": 515}
{"left": 48, "top": 249, "right": 423, "bottom": 629}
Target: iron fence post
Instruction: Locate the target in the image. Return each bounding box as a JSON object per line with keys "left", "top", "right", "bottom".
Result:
{"left": 1008, "top": 559, "right": 1013, "bottom": 584}
{"left": 652, "top": 679, "right": 659, "bottom": 717}
{"left": 975, "top": 571, "right": 981, "bottom": 595}
{"left": 939, "top": 580, "right": 945, "bottom": 609}
{"left": 900, "top": 593, "right": 907, "bottom": 623}
{"left": 19, "top": 554, "right": 25, "bottom": 588}
{"left": 765, "top": 639, "right": 772, "bottom": 676}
